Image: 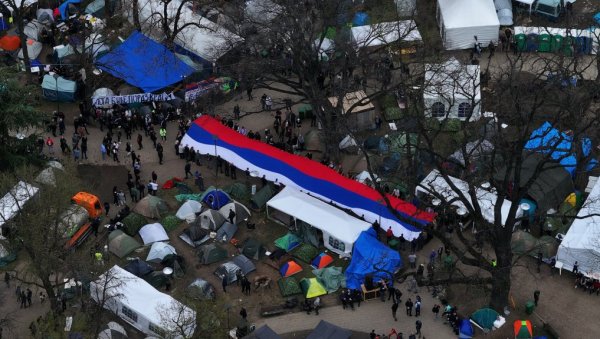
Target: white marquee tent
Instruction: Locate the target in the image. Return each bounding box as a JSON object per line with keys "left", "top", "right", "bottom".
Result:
{"left": 424, "top": 57, "right": 481, "bottom": 120}
{"left": 90, "top": 265, "right": 196, "bottom": 338}
{"left": 351, "top": 20, "right": 421, "bottom": 49}
{"left": 146, "top": 242, "right": 176, "bottom": 262}
{"left": 556, "top": 178, "right": 600, "bottom": 278}
{"left": 128, "top": 0, "right": 243, "bottom": 62}
{"left": 0, "top": 181, "right": 39, "bottom": 233}
{"left": 437, "top": 0, "right": 499, "bottom": 50}
{"left": 176, "top": 200, "right": 203, "bottom": 223}
{"left": 416, "top": 169, "right": 522, "bottom": 226}
{"left": 266, "top": 187, "right": 371, "bottom": 255}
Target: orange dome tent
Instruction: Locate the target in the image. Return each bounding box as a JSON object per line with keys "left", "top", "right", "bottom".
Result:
{"left": 0, "top": 35, "right": 21, "bottom": 51}
{"left": 514, "top": 320, "right": 533, "bottom": 339}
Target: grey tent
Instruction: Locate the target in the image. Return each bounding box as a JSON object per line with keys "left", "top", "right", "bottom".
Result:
{"left": 306, "top": 320, "right": 351, "bottom": 339}
{"left": 36, "top": 9, "right": 55, "bottom": 24}
{"left": 97, "top": 321, "right": 127, "bottom": 339}
{"left": 215, "top": 222, "right": 238, "bottom": 242}
{"left": 186, "top": 278, "right": 215, "bottom": 300}
{"left": 197, "top": 243, "right": 228, "bottom": 264}
{"left": 449, "top": 139, "right": 494, "bottom": 166}
{"left": 214, "top": 255, "right": 256, "bottom": 284}
{"left": 85, "top": 0, "right": 105, "bottom": 17}
{"left": 218, "top": 200, "right": 251, "bottom": 223}
{"left": 194, "top": 209, "right": 226, "bottom": 230}
{"left": 42, "top": 75, "right": 77, "bottom": 102}
{"left": 18, "top": 39, "right": 43, "bottom": 59}
{"left": 23, "top": 20, "right": 43, "bottom": 40}
{"left": 250, "top": 185, "right": 275, "bottom": 210}
{"left": 248, "top": 325, "right": 281, "bottom": 339}
{"left": 123, "top": 258, "right": 153, "bottom": 277}
{"left": 495, "top": 153, "right": 574, "bottom": 211}
{"left": 179, "top": 224, "right": 209, "bottom": 247}
{"left": 133, "top": 196, "right": 168, "bottom": 219}
{"left": 241, "top": 238, "right": 265, "bottom": 260}
{"left": 108, "top": 230, "right": 141, "bottom": 258}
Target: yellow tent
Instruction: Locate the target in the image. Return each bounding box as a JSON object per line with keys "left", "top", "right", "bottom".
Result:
{"left": 300, "top": 277, "right": 327, "bottom": 298}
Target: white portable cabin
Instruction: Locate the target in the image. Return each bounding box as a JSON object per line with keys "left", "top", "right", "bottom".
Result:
{"left": 437, "top": 0, "right": 499, "bottom": 50}
{"left": 556, "top": 178, "right": 600, "bottom": 278}
{"left": 266, "top": 187, "right": 371, "bottom": 256}
{"left": 423, "top": 57, "right": 481, "bottom": 121}
{"left": 415, "top": 169, "right": 522, "bottom": 227}
{"left": 90, "top": 265, "right": 196, "bottom": 338}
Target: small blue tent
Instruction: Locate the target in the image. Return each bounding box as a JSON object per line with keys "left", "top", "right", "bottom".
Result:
{"left": 524, "top": 121, "right": 596, "bottom": 176}
{"left": 345, "top": 228, "right": 402, "bottom": 289}
{"left": 96, "top": 31, "right": 194, "bottom": 92}
{"left": 459, "top": 319, "right": 474, "bottom": 339}
{"left": 59, "top": 0, "right": 82, "bottom": 20}
{"left": 202, "top": 189, "right": 230, "bottom": 210}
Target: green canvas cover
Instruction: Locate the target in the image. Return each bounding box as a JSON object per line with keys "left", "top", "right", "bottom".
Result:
{"left": 160, "top": 214, "right": 181, "bottom": 232}
{"left": 313, "top": 266, "right": 345, "bottom": 293}
{"left": 292, "top": 243, "right": 320, "bottom": 264}
{"left": 198, "top": 243, "right": 228, "bottom": 264}
{"left": 471, "top": 308, "right": 500, "bottom": 330}
{"left": 108, "top": 230, "right": 141, "bottom": 258}
{"left": 175, "top": 193, "right": 203, "bottom": 202}
{"left": 241, "top": 238, "right": 265, "bottom": 260}
{"left": 122, "top": 213, "right": 147, "bottom": 236}
{"left": 388, "top": 133, "right": 417, "bottom": 155}
{"left": 278, "top": 277, "right": 302, "bottom": 297}
{"left": 300, "top": 277, "right": 327, "bottom": 298}
{"left": 133, "top": 196, "right": 168, "bottom": 219}
{"left": 223, "top": 183, "right": 248, "bottom": 200}
{"left": 250, "top": 184, "right": 275, "bottom": 210}
{"left": 275, "top": 233, "right": 302, "bottom": 252}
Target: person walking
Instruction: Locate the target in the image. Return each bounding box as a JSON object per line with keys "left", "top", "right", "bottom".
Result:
{"left": 137, "top": 134, "right": 143, "bottom": 150}
{"left": 415, "top": 320, "right": 422, "bottom": 338}
{"left": 432, "top": 304, "right": 440, "bottom": 319}
{"left": 46, "top": 137, "right": 54, "bottom": 155}
{"left": 405, "top": 298, "right": 413, "bottom": 316}
{"left": 228, "top": 208, "right": 236, "bottom": 224}
{"left": 185, "top": 162, "right": 192, "bottom": 179}
{"left": 415, "top": 299, "right": 421, "bottom": 317}
{"left": 240, "top": 307, "right": 247, "bottom": 319}
{"left": 159, "top": 127, "right": 167, "bottom": 141}
{"left": 4, "top": 272, "right": 9, "bottom": 287}
{"left": 20, "top": 290, "right": 27, "bottom": 308}
{"left": 388, "top": 286, "right": 396, "bottom": 302}
{"left": 26, "top": 288, "right": 32, "bottom": 307}
{"left": 534, "top": 290, "right": 540, "bottom": 306}
{"left": 391, "top": 301, "right": 399, "bottom": 321}
{"left": 408, "top": 252, "right": 417, "bottom": 269}
{"left": 222, "top": 276, "right": 228, "bottom": 292}
{"left": 313, "top": 296, "right": 321, "bottom": 315}
{"left": 386, "top": 227, "right": 393, "bottom": 244}
{"left": 15, "top": 285, "right": 21, "bottom": 303}
{"left": 39, "top": 292, "right": 46, "bottom": 304}
{"left": 573, "top": 261, "right": 579, "bottom": 274}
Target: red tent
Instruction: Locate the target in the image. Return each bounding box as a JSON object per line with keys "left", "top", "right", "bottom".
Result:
{"left": 162, "top": 177, "right": 183, "bottom": 189}
{"left": 0, "top": 35, "right": 21, "bottom": 51}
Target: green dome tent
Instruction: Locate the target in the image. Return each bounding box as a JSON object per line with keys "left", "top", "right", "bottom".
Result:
{"left": 275, "top": 233, "right": 302, "bottom": 252}
{"left": 108, "top": 230, "right": 141, "bottom": 258}
{"left": 471, "top": 308, "right": 500, "bottom": 331}
{"left": 197, "top": 243, "right": 228, "bottom": 265}
{"left": 313, "top": 266, "right": 345, "bottom": 293}
{"left": 250, "top": 184, "right": 275, "bottom": 210}
{"left": 133, "top": 196, "right": 168, "bottom": 219}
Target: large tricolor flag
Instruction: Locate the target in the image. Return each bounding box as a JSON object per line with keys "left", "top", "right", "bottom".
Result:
{"left": 181, "top": 116, "right": 435, "bottom": 240}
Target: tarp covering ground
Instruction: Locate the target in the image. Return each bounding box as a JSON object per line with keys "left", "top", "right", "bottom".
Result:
{"left": 181, "top": 116, "right": 435, "bottom": 240}
{"left": 345, "top": 228, "right": 402, "bottom": 289}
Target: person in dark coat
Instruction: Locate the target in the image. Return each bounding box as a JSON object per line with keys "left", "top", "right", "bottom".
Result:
{"left": 222, "top": 275, "right": 228, "bottom": 292}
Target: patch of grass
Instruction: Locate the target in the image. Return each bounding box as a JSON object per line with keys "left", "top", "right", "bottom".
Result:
{"left": 161, "top": 214, "right": 182, "bottom": 232}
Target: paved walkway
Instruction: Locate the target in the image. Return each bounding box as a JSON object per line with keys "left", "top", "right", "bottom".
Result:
{"left": 256, "top": 281, "right": 456, "bottom": 338}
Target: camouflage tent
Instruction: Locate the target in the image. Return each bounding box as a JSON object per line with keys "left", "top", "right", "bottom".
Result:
{"left": 277, "top": 277, "right": 302, "bottom": 297}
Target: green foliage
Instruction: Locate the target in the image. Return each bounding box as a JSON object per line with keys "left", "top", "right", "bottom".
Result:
{"left": 160, "top": 214, "right": 181, "bottom": 232}
{"left": 0, "top": 67, "right": 47, "bottom": 171}
{"left": 122, "top": 213, "right": 147, "bottom": 236}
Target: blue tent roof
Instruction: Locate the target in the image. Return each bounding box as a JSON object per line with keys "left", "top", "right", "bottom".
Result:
{"left": 202, "top": 189, "right": 230, "bottom": 210}
{"left": 96, "top": 31, "right": 194, "bottom": 92}
{"left": 59, "top": 0, "right": 82, "bottom": 20}
{"left": 459, "top": 319, "right": 474, "bottom": 338}
{"left": 345, "top": 228, "right": 402, "bottom": 290}
{"left": 524, "top": 121, "right": 596, "bottom": 176}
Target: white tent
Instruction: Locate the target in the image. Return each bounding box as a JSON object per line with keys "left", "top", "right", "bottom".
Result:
{"left": 146, "top": 242, "right": 176, "bottom": 262}
{"left": 128, "top": 0, "right": 243, "bottom": 62}
{"left": 0, "top": 181, "right": 39, "bottom": 232}
{"left": 266, "top": 187, "right": 371, "bottom": 255}
{"left": 35, "top": 162, "right": 65, "bottom": 186}
{"left": 176, "top": 200, "right": 203, "bottom": 223}
{"left": 494, "top": 0, "right": 513, "bottom": 26}
{"left": 437, "top": 0, "right": 499, "bottom": 50}
{"left": 354, "top": 171, "right": 380, "bottom": 185}
{"left": 244, "top": 0, "right": 282, "bottom": 25}
{"left": 139, "top": 223, "right": 169, "bottom": 245}
{"left": 97, "top": 321, "right": 128, "bottom": 339}
{"left": 351, "top": 20, "right": 421, "bottom": 49}
{"left": 338, "top": 134, "right": 357, "bottom": 151}
{"left": 18, "top": 39, "right": 42, "bottom": 59}
{"left": 556, "top": 178, "right": 600, "bottom": 278}
{"left": 423, "top": 57, "right": 481, "bottom": 121}
{"left": 415, "top": 169, "right": 522, "bottom": 226}
{"left": 90, "top": 265, "right": 196, "bottom": 338}
{"left": 218, "top": 201, "right": 251, "bottom": 224}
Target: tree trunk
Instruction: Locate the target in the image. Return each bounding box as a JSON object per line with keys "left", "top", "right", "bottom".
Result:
{"left": 489, "top": 240, "right": 512, "bottom": 310}
{"left": 15, "top": 13, "right": 31, "bottom": 71}
{"left": 41, "top": 276, "right": 60, "bottom": 313}
{"left": 132, "top": 0, "right": 141, "bottom": 31}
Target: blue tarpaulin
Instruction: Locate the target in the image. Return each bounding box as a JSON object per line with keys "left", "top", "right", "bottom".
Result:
{"left": 524, "top": 121, "right": 596, "bottom": 176}
{"left": 345, "top": 228, "right": 402, "bottom": 290}
{"left": 59, "top": 0, "right": 82, "bottom": 20}
{"left": 459, "top": 319, "right": 474, "bottom": 339}
{"left": 96, "top": 31, "right": 194, "bottom": 92}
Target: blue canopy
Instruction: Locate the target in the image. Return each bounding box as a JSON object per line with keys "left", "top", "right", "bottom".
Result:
{"left": 96, "top": 31, "right": 194, "bottom": 92}
{"left": 345, "top": 228, "right": 402, "bottom": 289}
{"left": 202, "top": 189, "right": 230, "bottom": 210}
{"left": 59, "top": 0, "right": 82, "bottom": 20}
{"left": 524, "top": 121, "right": 596, "bottom": 176}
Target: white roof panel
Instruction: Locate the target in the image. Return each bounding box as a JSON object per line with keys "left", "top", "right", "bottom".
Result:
{"left": 438, "top": 0, "right": 499, "bottom": 29}
{"left": 351, "top": 20, "right": 421, "bottom": 48}
{"left": 0, "top": 181, "right": 39, "bottom": 227}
